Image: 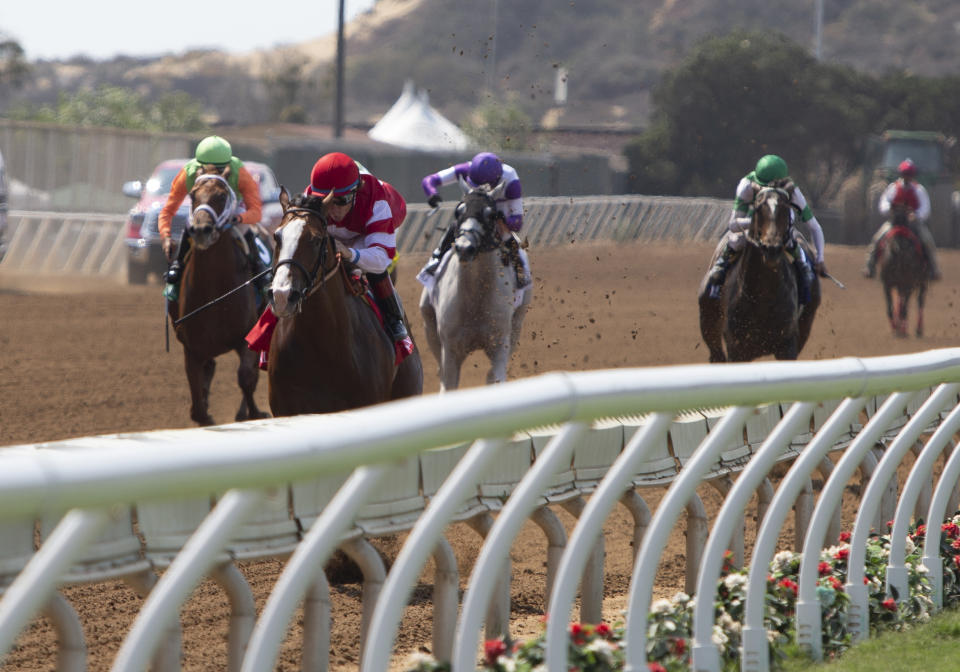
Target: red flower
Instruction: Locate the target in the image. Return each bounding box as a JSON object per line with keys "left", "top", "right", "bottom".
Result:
{"left": 943, "top": 523, "right": 960, "bottom": 539}
{"left": 953, "top": 555, "right": 960, "bottom": 568}
{"left": 484, "top": 639, "right": 507, "bottom": 665}
{"left": 595, "top": 622, "right": 612, "bottom": 638}
{"left": 882, "top": 597, "right": 897, "bottom": 611}
{"left": 839, "top": 531, "right": 852, "bottom": 543}
{"left": 570, "top": 622, "right": 586, "bottom": 645}
{"left": 778, "top": 578, "right": 799, "bottom": 595}
{"left": 672, "top": 637, "right": 687, "bottom": 655}
{"left": 864, "top": 577, "right": 870, "bottom": 585}
{"left": 886, "top": 520, "right": 894, "bottom": 530}
{"left": 834, "top": 547, "right": 850, "bottom": 561}
{"left": 915, "top": 524, "right": 927, "bottom": 537}
{"left": 818, "top": 561, "right": 832, "bottom": 576}
{"left": 648, "top": 664, "right": 668, "bottom": 672}
{"left": 829, "top": 576, "right": 843, "bottom": 591}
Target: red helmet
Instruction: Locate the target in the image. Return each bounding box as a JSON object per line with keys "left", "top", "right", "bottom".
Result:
{"left": 898, "top": 158, "right": 918, "bottom": 177}
{"left": 309, "top": 152, "right": 360, "bottom": 197}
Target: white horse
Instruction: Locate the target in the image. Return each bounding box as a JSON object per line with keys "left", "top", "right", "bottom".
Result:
{"left": 418, "top": 186, "right": 532, "bottom": 392}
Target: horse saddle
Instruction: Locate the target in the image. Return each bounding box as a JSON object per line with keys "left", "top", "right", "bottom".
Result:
{"left": 880, "top": 225, "right": 923, "bottom": 257}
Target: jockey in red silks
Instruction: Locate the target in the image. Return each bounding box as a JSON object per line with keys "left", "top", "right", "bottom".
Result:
{"left": 863, "top": 158, "right": 941, "bottom": 280}
{"left": 305, "top": 152, "right": 410, "bottom": 342}
{"left": 418, "top": 151, "right": 529, "bottom": 287}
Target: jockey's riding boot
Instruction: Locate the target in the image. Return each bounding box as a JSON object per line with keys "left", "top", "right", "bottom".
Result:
{"left": 243, "top": 229, "right": 271, "bottom": 298}
{"left": 504, "top": 236, "right": 530, "bottom": 288}
{"left": 163, "top": 230, "right": 191, "bottom": 300}
{"left": 922, "top": 243, "right": 943, "bottom": 280}
{"left": 370, "top": 274, "right": 409, "bottom": 342}
{"left": 423, "top": 224, "right": 457, "bottom": 276}
{"left": 862, "top": 246, "right": 877, "bottom": 278}
{"left": 707, "top": 242, "right": 738, "bottom": 289}
{"left": 792, "top": 244, "right": 815, "bottom": 305}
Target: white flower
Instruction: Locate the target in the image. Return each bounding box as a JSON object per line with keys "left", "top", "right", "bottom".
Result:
{"left": 532, "top": 665, "right": 547, "bottom": 672}
{"left": 711, "top": 625, "right": 729, "bottom": 647}
{"left": 406, "top": 652, "right": 435, "bottom": 668}
{"left": 651, "top": 598, "right": 673, "bottom": 615}
{"left": 916, "top": 562, "right": 930, "bottom": 574}
{"left": 498, "top": 656, "right": 516, "bottom": 672}
{"left": 904, "top": 537, "right": 916, "bottom": 555}
{"left": 772, "top": 550, "right": 795, "bottom": 574}
{"left": 724, "top": 573, "right": 748, "bottom": 590}
{"left": 586, "top": 639, "right": 617, "bottom": 664}
{"left": 719, "top": 611, "right": 741, "bottom": 634}
{"left": 672, "top": 591, "right": 691, "bottom": 604}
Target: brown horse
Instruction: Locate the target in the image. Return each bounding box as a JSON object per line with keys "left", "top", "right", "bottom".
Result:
{"left": 265, "top": 189, "right": 423, "bottom": 415}
{"left": 878, "top": 207, "right": 928, "bottom": 337}
{"left": 698, "top": 184, "right": 821, "bottom": 362}
{"left": 168, "top": 166, "right": 269, "bottom": 425}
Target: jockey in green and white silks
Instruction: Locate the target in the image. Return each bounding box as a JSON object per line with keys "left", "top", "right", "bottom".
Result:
{"left": 707, "top": 154, "right": 826, "bottom": 303}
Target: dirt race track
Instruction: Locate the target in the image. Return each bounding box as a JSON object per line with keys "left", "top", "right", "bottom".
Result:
{"left": 1, "top": 240, "right": 959, "bottom": 671}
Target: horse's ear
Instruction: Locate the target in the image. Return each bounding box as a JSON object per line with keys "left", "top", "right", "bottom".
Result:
{"left": 279, "top": 186, "right": 290, "bottom": 210}
{"left": 221, "top": 164, "right": 232, "bottom": 180}
{"left": 780, "top": 179, "right": 796, "bottom": 194}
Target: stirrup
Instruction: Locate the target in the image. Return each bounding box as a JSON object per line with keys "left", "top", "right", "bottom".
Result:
{"left": 423, "top": 255, "right": 441, "bottom": 275}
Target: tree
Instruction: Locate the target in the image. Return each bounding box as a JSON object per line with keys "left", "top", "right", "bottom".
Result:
{"left": 624, "top": 30, "right": 873, "bottom": 202}
{"left": 6, "top": 85, "right": 209, "bottom": 133}
{"left": 0, "top": 33, "right": 29, "bottom": 86}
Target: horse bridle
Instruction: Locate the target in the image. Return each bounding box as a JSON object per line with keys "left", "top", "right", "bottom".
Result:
{"left": 744, "top": 186, "right": 797, "bottom": 252}
{"left": 272, "top": 206, "right": 341, "bottom": 305}
{"left": 190, "top": 173, "right": 237, "bottom": 231}
{"left": 455, "top": 193, "right": 503, "bottom": 254}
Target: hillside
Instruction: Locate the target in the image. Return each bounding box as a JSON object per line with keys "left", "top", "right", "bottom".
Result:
{"left": 3, "top": 0, "right": 960, "bottom": 132}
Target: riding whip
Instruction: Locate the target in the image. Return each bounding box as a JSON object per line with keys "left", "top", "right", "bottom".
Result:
{"left": 164, "top": 293, "right": 170, "bottom": 353}
{"left": 822, "top": 271, "right": 846, "bottom": 289}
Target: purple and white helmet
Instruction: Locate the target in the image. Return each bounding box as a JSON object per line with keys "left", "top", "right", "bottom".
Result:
{"left": 468, "top": 152, "right": 503, "bottom": 187}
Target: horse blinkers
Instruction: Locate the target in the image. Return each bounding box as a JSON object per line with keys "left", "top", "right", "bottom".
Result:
{"left": 454, "top": 193, "right": 498, "bottom": 262}
{"left": 749, "top": 187, "right": 792, "bottom": 261}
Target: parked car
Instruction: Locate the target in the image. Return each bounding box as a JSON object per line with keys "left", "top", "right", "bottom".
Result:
{"left": 122, "top": 159, "right": 283, "bottom": 284}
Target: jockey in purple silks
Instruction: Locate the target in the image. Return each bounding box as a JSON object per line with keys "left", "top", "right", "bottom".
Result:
{"left": 418, "top": 151, "right": 529, "bottom": 287}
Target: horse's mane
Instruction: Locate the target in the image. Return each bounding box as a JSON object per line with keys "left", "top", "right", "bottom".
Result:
{"left": 289, "top": 193, "right": 326, "bottom": 211}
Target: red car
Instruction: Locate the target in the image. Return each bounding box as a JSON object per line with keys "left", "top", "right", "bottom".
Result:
{"left": 122, "top": 159, "right": 283, "bottom": 284}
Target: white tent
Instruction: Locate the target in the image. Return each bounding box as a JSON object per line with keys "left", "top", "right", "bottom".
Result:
{"left": 368, "top": 80, "right": 472, "bottom": 152}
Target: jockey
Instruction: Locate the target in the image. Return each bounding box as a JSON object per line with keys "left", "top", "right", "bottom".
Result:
{"left": 419, "top": 151, "right": 529, "bottom": 287}
{"left": 305, "top": 152, "right": 410, "bottom": 343}
{"left": 160, "top": 135, "right": 268, "bottom": 299}
{"left": 863, "top": 158, "right": 941, "bottom": 280}
{"left": 707, "top": 154, "right": 825, "bottom": 304}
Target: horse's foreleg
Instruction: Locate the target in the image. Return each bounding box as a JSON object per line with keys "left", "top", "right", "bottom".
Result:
{"left": 235, "top": 345, "right": 269, "bottom": 421}
{"left": 698, "top": 290, "right": 726, "bottom": 363}
{"left": 916, "top": 286, "right": 926, "bottom": 338}
{"left": 183, "top": 349, "right": 216, "bottom": 426}
{"left": 486, "top": 342, "right": 511, "bottom": 385}
{"left": 439, "top": 346, "right": 462, "bottom": 393}
{"left": 419, "top": 292, "right": 443, "bottom": 376}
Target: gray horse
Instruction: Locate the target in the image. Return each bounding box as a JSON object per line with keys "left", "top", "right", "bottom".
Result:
{"left": 418, "top": 186, "right": 532, "bottom": 391}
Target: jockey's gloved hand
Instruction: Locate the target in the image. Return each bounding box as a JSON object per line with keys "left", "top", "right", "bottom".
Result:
{"left": 816, "top": 261, "right": 827, "bottom": 277}
{"left": 427, "top": 193, "right": 442, "bottom": 208}
{"left": 162, "top": 236, "right": 176, "bottom": 262}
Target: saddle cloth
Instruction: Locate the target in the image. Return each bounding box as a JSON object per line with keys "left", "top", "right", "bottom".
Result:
{"left": 245, "top": 296, "right": 415, "bottom": 372}
{"left": 417, "top": 248, "right": 531, "bottom": 310}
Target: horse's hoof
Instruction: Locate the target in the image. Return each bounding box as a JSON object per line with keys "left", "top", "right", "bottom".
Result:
{"left": 193, "top": 414, "right": 216, "bottom": 426}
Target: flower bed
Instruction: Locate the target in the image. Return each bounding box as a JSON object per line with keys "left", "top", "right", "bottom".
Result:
{"left": 406, "top": 514, "right": 960, "bottom": 672}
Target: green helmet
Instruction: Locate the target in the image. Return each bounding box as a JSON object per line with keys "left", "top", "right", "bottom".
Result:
{"left": 754, "top": 154, "right": 788, "bottom": 183}
{"left": 195, "top": 136, "right": 233, "bottom": 165}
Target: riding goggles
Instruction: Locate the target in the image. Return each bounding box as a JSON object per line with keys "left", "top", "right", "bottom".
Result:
{"left": 329, "top": 189, "right": 357, "bottom": 206}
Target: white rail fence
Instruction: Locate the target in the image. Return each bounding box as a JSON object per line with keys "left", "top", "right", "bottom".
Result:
{"left": 2, "top": 351, "right": 960, "bottom": 672}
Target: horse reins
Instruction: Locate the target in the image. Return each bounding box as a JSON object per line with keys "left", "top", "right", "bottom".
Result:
{"left": 743, "top": 186, "right": 797, "bottom": 250}
{"left": 273, "top": 207, "right": 342, "bottom": 310}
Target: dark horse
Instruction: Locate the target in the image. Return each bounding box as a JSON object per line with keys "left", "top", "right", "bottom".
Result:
{"left": 698, "top": 184, "right": 821, "bottom": 362}
{"left": 265, "top": 188, "right": 423, "bottom": 415}
{"left": 418, "top": 186, "right": 531, "bottom": 391}
{"left": 878, "top": 206, "right": 928, "bottom": 337}
{"left": 168, "top": 166, "right": 269, "bottom": 425}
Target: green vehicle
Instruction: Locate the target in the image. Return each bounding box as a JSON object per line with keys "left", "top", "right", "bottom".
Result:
{"left": 839, "top": 130, "right": 960, "bottom": 246}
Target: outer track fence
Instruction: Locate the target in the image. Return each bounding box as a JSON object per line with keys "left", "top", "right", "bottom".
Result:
{"left": 2, "top": 351, "right": 960, "bottom": 671}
